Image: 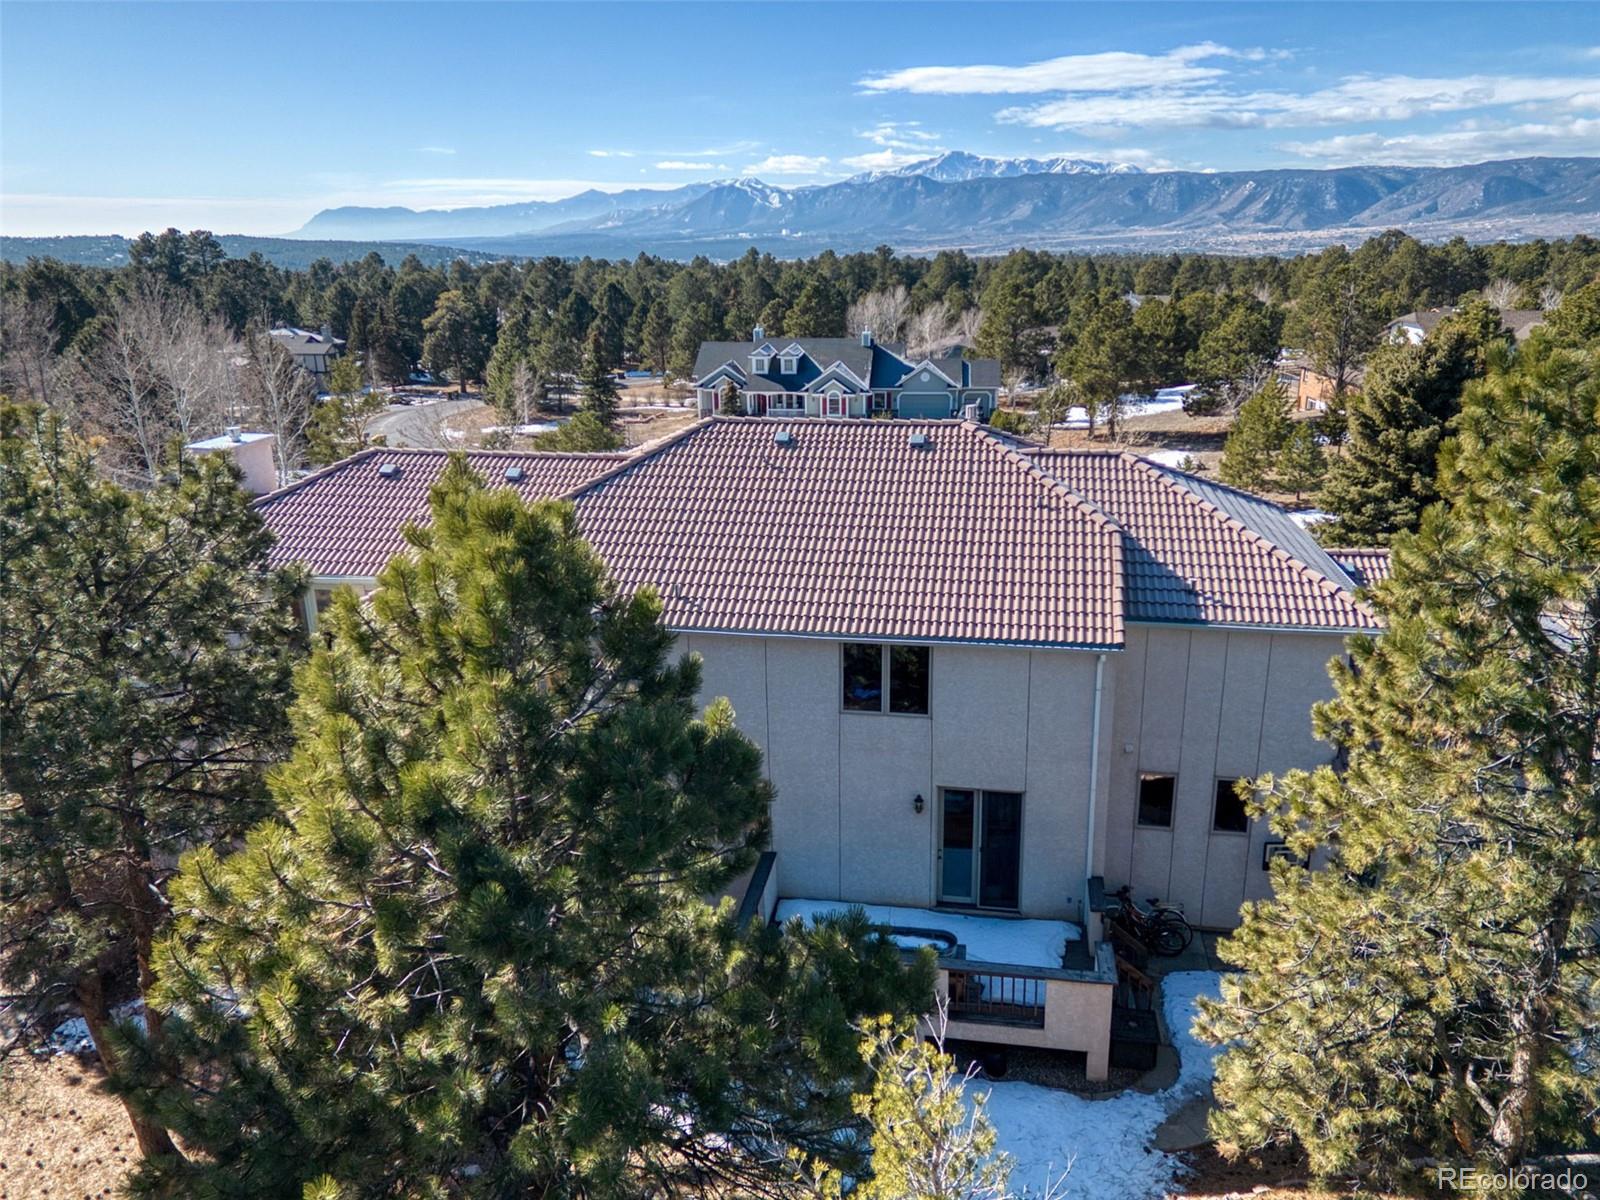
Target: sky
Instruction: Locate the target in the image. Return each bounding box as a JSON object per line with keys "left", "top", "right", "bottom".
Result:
{"left": 2, "top": 1, "right": 1598, "bottom": 237}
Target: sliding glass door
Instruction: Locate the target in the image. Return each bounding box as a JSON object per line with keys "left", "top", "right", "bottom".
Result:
{"left": 939, "top": 789, "right": 1022, "bottom": 909}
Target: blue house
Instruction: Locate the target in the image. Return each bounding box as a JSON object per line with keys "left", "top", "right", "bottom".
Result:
{"left": 692, "top": 327, "right": 1000, "bottom": 420}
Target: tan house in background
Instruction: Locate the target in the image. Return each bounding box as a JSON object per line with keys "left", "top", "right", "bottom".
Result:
{"left": 244, "top": 418, "right": 1383, "bottom": 1077}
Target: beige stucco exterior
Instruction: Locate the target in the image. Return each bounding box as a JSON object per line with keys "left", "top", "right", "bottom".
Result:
{"left": 685, "top": 624, "right": 1348, "bottom": 930}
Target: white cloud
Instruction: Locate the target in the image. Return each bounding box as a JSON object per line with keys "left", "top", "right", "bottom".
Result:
{"left": 654, "top": 160, "right": 727, "bottom": 171}
{"left": 381, "top": 177, "right": 684, "bottom": 204}
{"left": 587, "top": 149, "right": 635, "bottom": 158}
{"left": 0, "top": 192, "right": 317, "bottom": 236}
{"left": 858, "top": 42, "right": 1246, "bottom": 95}
{"left": 840, "top": 149, "right": 931, "bottom": 171}
{"left": 1280, "top": 117, "right": 1600, "bottom": 166}
{"left": 860, "top": 120, "right": 943, "bottom": 149}
{"left": 744, "top": 154, "right": 830, "bottom": 175}
{"left": 415, "top": 146, "right": 456, "bottom": 155}
{"left": 997, "top": 71, "right": 1600, "bottom": 134}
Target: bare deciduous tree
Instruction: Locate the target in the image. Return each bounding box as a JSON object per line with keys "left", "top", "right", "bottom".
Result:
{"left": 1538, "top": 284, "right": 1564, "bottom": 312}
{"left": 1483, "top": 277, "right": 1519, "bottom": 309}
{"left": 77, "top": 281, "right": 242, "bottom": 483}
{"left": 846, "top": 286, "right": 910, "bottom": 343}
{"left": 0, "top": 298, "right": 66, "bottom": 410}
{"left": 240, "top": 329, "right": 313, "bottom": 483}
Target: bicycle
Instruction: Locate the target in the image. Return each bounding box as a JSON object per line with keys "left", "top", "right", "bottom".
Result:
{"left": 1107, "top": 885, "right": 1195, "bottom": 957}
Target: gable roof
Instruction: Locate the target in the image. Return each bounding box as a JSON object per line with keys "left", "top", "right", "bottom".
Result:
{"left": 691, "top": 338, "right": 1000, "bottom": 394}
{"left": 568, "top": 419, "right": 1125, "bottom": 648}
{"left": 254, "top": 447, "right": 629, "bottom": 577}
{"left": 1023, "top": 449, "right": 1376, "bottom": 631}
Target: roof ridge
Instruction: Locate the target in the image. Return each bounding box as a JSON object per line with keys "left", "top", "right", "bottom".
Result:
{"left": 558, "top": 418, "right": 715, "bottom": 501}
{"left": 1122, "top": 454, "right": 1374, "bottom": 622}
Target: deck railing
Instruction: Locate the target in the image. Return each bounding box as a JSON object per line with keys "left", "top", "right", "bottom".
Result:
{"left": 945, "top": 968, "right": 1046, "bottom": 1028}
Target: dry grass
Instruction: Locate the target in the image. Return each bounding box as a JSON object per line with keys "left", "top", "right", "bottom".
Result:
{"left": 0, "top": 1054, "right": 138, "bottom": 1199}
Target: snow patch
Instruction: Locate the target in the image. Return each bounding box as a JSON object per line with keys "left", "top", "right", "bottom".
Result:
{"left": 982, "top": 970, "right": 1222, "bottom": 1200}
{"left": 1141, "top": 448, "right": 1205, "bottom": 469}
{"left": 774, "top": 899, "right": 1078, "bottom": 970}
{"left": 46, "top": 1000, "right": 147, "bottom": 1056}
{"left": 1288, "top": 509, "right": 1334, "bottom": 528}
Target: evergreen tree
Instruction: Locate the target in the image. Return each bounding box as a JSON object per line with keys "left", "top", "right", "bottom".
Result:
{"left": 787, "top": 278, "right": 847, "bottom": 338}
{"left": 1319, "top": 301, "right": 1507, "bottom": 544}
{"left": 422, "top": 288, "right": 491, "bottom": 394}
{"left": 1055, "top": 299, "right": 1139, "bottom": 439}
{"left": 1218, "top": 378, "right": 1290, "bottom": 492}
{"left": 719, "top": 377, "right": 744, "bottom": 416}
{"left": 579, "top": 327, "right": 620, "bottom": 428}
{"left": 1275, "top": 420, "right": 1325, "bottom": 502}
{"left": 533, "top": 410, "right": 624, "bottom": 451}
{"left": 128, "top": 465, "right": 930, "bottom": 1197}
{"left": 0, "top": 402, "right": 304, "bottom": 1161}
{"left": 1288, "top": 252, "right": 1384, "bottom": 398}
{"left": 306, "top": 355, "right": 386, "bottom": 465}
{"left": 639, "top": 300, "right": 672, "bottom": 376}
{"left": 1199, "top": 343, "right": 1600, "bottom": 1177}
{"left": 1184, "top": 300, "right": 1282, "bottom": 415}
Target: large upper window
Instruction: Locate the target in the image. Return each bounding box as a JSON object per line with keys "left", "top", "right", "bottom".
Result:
{"left": 1137, "top": 774, "right": 1175, "bottom": 828}
{"left": 752, "top": 355, "right": 770, "bottom": 374}
{"left": 779, "top": 355, "right": 798, "bottom": 374}
{"left": 841, "top": 643, "right": 930, "bottom": 715}
{"left": 1213, "top": 778, "right": 1249, "bottom": 833}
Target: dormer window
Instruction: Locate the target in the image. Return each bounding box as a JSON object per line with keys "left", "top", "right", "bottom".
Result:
{"left": 752, "top": 354, "right": 770, "bottom": 374}
{"left": 779, "top": 354, "right": 798, "bottom": 374}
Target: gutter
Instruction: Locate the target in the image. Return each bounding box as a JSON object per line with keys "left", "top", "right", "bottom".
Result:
{"left": 1083, "top": 651, "right": 1107, "bottom": 922}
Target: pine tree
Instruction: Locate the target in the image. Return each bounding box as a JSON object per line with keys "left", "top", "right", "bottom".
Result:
{"left": 128, "top": 464, "right": 932, "bottom": 1197}
{"left": 719, "top": 377, "right": 744, "bottom": 416}
{"left": 422, "top": 288, "right": 491, "bottom": 394}
{"left": 579, "top": 326, "right": 620, "bottom": 428}
{"left": 1198, "top": 342, "right": 1600, "bottom": 1177}
{"left": 639, "top": 301, "right": 672, "bottom": 376}
{"left": 1275, "top": 420, "right": 1325, "bottom": 502}
{"left": 306, "top": 355, "right": 386, "bottom": 464}
{"left": 1319, "top": 301, "right": 1507, "bottom": 544}
{"left": 786, "top": 278, "right": 846, "bottom": 338}
{"left": 0, "top": 402, "right": 304, "bottom": 1162}
{"left": 796, "top": 1010, "right": 1045, "bottom": 1200}
{"left": 1218, "top": 378, "right": 1290, "bottom": 492}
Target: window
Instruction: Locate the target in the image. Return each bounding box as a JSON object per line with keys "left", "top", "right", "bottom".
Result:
{"left": 780, "top": 355, "right": 798, "bottom": 373}
{"left": 872, "top": 391, "right": 890, "bottom": 410}
{"left": 752, "top": 355, "right": 770, "bottom": 374}
{"left": 841, "top": 643, "right": 930, "bottom": 715}
{"left": 1213, "top": 778, "right": 1249, "bottom": 833}
{"left": 1137, "top": 774, "right": 1175, "bottom": 827}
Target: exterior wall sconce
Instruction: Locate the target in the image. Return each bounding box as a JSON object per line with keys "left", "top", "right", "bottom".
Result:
{"left": 913, "top": 793, "right": 925, "bottom": 814}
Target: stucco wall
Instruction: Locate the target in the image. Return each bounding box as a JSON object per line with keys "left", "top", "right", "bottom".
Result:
{"left": 1100, "top": 626, "right": 1345, "bottom": 928}
{"left": 683, "top": 633, "right": 1111, "bottom": 921}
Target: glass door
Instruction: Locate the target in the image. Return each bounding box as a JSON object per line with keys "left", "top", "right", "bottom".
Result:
{"left": 938, "top": 789, "right": 976, "bottom": 905}
{"left": 939, "top": 789, "right": 1022, "bottom": 909}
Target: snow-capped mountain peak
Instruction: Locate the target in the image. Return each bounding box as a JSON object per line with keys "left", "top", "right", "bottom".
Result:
{"left": 850, "top": 150, "right": 1146, "bottom": 184}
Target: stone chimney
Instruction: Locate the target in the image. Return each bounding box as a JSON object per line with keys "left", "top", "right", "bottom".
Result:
{"left": 860, "top": 328, "right": 874, "bottom": 347}
{"left": 752, "top": 324, "right": 765, "bottom": 341}
{"left": 184, "top": 428, "right": 279, "bottom": 496}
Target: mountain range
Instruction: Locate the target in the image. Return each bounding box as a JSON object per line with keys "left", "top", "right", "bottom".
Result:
{"left": 287, "top": 153, "right": 1600, "bottom": 258}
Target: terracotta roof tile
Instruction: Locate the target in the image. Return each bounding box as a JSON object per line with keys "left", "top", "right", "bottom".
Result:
{"left": 1025, "top": 449, "right": 1377, "bottom": 631}
{"left": 568, "top": 420, "right": 1125, "bottom": 648}
{"left": 255, "top": 447, "right": 629, "bottom": 577}
{"left": 1328, "top": 547, "right": 1392, "bottom": 589}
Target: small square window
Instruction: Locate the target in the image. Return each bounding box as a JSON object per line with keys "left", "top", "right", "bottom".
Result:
{"left": 842, "top": 643, "right": 882, "bottom": 711}
{"left": 889, "top": 645, "right": 930, "bottom": 715}
{"left": 1137, "top": 774, "right": 1175, "bottom": 827}
{"left": 1213, "top": 778, "right": 1249, "bottom": 833}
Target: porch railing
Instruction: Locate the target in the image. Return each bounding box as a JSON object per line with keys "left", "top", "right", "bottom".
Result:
{"left": 946, "top": 968, "right": 1046, "bottom": 1028}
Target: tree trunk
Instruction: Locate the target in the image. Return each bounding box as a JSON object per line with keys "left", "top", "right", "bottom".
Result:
{"left": 76, "top": 972, "right": 183, "bottom": 1162}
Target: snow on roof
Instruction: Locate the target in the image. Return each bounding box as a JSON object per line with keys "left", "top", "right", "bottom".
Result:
{"left": 773, "top": 899, "right": 1079, "bottom": 970}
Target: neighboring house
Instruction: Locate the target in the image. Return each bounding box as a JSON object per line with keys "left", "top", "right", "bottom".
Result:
{"left": 1386, "top": 307, "right": 1546, "bottom": 345}
{"left": 693, "top": 326, "right": 1001, "bottom": 420}
{"left": 1274, "top": 351, "right": 1354, "bottom": 413}
{"left": 246, "top": 418, "right": 1379, "bottom": 1076}
{"left": 270, "top": 325, "right": 345, "bottom": 377}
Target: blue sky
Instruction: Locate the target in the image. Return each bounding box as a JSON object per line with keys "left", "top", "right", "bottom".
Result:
{"left": 3, "top": 1, "right": 1597, "bottom": 236}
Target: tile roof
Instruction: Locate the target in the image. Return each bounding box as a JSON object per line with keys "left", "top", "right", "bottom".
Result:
{"left": 1024, "top": 450, "right": 1377, "bottom": 631}
{"left": 254, "top": 447, "right": 629, "bottom": 577}
{"left": 1327, "top": 548, "right": 1392, "bottom": 589}
{"left": 568, "top": 420, "right": 1125, "bottom": 648}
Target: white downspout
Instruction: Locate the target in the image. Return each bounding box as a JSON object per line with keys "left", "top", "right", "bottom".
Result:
{"left": 1083, "top": 652, "right": 1107, "bottom": 923}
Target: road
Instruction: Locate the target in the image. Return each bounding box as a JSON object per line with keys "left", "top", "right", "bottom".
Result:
{"left": 368, "top": 397, "right": 480, "bottom": 448}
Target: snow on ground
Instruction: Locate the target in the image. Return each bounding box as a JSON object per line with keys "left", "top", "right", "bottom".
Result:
{"left": 773, "top": 899, "right": 1078, "bottom": 970}
{"left": 46, "top": 1001, "right": 146, "bottom": 1056}
{"left": 1288, "top": 509, "right": 1334, "bottom": 528}
{"left": 1140, "top": 448, "right": 1205, "bottom": 469}
{"left": 1051, "top": 388, "right": 1194, "bottom": 430}
{"left": 483, "top": 423, "right": 560, "bottom": 436}
{"left": 982, "top": 971, "right": 1221, "bottom": 1200}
